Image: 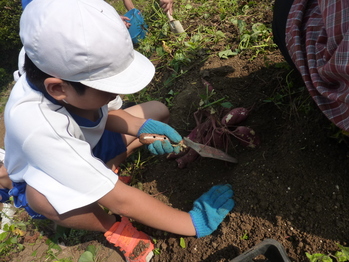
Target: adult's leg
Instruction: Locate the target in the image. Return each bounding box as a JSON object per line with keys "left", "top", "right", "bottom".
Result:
{"left": 272, "top": 0, "right": 295, "bottom": 67}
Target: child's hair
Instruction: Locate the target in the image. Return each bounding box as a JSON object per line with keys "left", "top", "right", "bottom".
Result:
{"left": 24, "top": 53, "right": 88, "bottom": 95}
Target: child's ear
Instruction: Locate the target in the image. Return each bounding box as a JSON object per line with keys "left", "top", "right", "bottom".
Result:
{"left": 44, "top": 78, "right": 67, "bottom": 101}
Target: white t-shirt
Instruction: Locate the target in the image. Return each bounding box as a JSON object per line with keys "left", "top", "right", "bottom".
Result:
{"left": 4, "top": 74, "right": 122, "bottom": 214}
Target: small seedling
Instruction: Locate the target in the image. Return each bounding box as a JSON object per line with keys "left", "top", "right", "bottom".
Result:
{"left": 240, "top": 231, "right": 249, "bottom": 240}
{"left": 179, "top": 237, "right": 186, "bottom": 249}
{"left": 153, "top": 248, "right": 161, "bottom": 255}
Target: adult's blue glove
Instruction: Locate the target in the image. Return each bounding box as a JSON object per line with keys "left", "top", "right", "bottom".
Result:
{"left": 137, "top": 119, "right": 182, "bottom": 155}
{"left": 189, "top": 184, "right": 235, "bottom": 238}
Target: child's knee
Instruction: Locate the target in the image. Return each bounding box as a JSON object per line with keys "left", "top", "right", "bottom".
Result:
{"left": 149, "top": 101, "right": 170, "bottom": 121}
{"left": 130, "top": 101, "right": 170, "bottom": 122}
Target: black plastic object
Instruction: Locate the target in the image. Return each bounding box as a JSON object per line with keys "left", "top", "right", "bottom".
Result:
{"left": 229, "top": 239, "right": 291, "bottom": 262}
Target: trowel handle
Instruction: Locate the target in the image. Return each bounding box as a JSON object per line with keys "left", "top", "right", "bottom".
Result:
{"left": 166, "top": 10, "right": 174, "bottom": 21}
{"left": 139, "top": 133, "right": 171, "bottom": 145}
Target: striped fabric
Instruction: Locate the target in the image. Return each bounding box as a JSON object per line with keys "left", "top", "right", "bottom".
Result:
{"left": 286, "top": 0, "right": 349, "bottom": 131}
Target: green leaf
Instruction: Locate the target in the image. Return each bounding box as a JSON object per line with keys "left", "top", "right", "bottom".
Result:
{"left": 45, "top": 238, "right": 62, "bottom": 251}
{"left": 230, "top": 19, "right": 247, "bottom": 33}
{"left": 78, "top": 251, "right": 94, "bottom": 262}
{"left": 179, "top": 237, "right": 186, "bottom": 249}
{"left": 218, "top": 49, "right": 237, "bottom": 59}
{"left": 155, "top": 46, "right": 164, "bottom": 57}
{"left": 334, "top": 252, "right": 347, "bottom": 262}
{"left": 17, "top": 243, "right": 24, "bottom": 251}
{"left": 10, "top": 236, "right": 18, "bottom": 244}
{"left": 306, "top": 252, "right": 333, "bottom": 262}
{"left": 215, "top": 30, "right": 225, "bottom": 38}
{"left": 221, "top": 102, "right": 233, "bottom": 108}
{"left": 85, "top": 245, "right": 97, "bottom": 256}
{"left": 337, "top": 244, "right": 349, "bottom": 259}
{"left": 0, "top": 231, "right": 8, "bottom": 241}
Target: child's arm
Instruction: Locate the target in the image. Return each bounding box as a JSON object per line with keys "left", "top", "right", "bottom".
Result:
{"left": 122, "top": 0, "right": 135, "bottom": 11}
{"left": 99, "top": 181, "right": 234, "bottom": 237}
{"left": 100, "top": 180, "right": 196, "bottom": 235}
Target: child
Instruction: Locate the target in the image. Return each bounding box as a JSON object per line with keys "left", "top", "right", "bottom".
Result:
{"left": 4, "top": 0, "right": 235, "bottom": 261}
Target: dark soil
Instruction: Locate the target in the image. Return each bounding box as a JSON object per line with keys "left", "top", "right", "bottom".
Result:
{"left": 2, "top": 1, "right": 349, "bottom": 262}
{"left": 140, "top": 51, "right": 349, "bottom": 262}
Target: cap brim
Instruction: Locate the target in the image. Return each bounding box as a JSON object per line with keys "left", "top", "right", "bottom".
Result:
{"left": 80, "top": 50, "right": 155, "bottom": 95}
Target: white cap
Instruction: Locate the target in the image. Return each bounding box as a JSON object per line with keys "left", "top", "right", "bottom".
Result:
{"left": 20, "top": 0, "right": 155, "bottom": 95}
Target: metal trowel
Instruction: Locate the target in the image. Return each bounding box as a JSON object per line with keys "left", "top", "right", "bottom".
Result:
{"left": 166, "top": 11, "right": 185, "bottom": 33}
{"left": 139, "top": 133, "right": 238, "bottom": 163}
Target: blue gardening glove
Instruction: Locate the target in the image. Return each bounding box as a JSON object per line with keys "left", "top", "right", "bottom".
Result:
{"left": 189, "top": 184, "right": 235, "bottom": 238}
{"left": 137, "top": 119, "right": 182, "bottom": 155}
{"left": 9, "top": 182, "right": 46, "bottom": 219}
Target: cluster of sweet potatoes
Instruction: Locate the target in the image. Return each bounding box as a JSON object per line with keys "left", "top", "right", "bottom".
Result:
{"left": 169, "top": 79, "right": 260, "bottom": 168}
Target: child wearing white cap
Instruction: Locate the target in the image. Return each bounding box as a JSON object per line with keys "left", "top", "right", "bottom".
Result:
{"left": 4, "top": 0, "right": 235, "bottom": 261}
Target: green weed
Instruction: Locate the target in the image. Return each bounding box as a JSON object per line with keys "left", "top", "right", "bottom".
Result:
{"left": 306, "top": 244, "right": 349, "bottom": 262}
{"left": 119, "top": 149, "right": 156, "bottom": 186}
{"left": 165, "top": 89, "right": 179, "bottom": 107}
{"left": 263, "top": 67, "right": 314, "bottom": 119}
{"left": 198, "top": 79, "right": 233, "bottom": 112}
{"left": 0, "top": 224, "right": 25, "bottom": 257}
{"left": 240, "top": 230, "right": 249, "bottom": 240}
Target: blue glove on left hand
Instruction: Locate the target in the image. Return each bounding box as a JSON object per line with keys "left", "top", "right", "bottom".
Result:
{"left": 189, "top": 184, "right": 235, "bottom": 238}
{"left": 137, "top": 119, "right": 182, "bottom": 155}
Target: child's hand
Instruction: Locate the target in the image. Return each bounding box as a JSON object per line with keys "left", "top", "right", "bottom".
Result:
{"left": 120, "top": 16, "right": 131, "bottom": 28}
{"left": 189, "top": 184, "right": 235, "bottom": 238}
{"left": 137, "top": 119, "right": 182, "bottom": 155}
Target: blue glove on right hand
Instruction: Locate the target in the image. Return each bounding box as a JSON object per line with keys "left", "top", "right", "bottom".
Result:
{"left": 189, "top": 184, "right": 235, "bottom": 238}
{"left": 137, "top": 119, "right": 182, "bottom": 155}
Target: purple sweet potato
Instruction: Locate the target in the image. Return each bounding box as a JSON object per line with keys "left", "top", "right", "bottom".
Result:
{"left": 201, "top": 78, "right": 214, "bottom": 93}
{"left": 166, "top": 148, "right": 189, "bottom": 160}
{"left": 232, "top": 126, "right": 260, "bottom": 148}
{"left": 221, "top": 107, "right": 249, "bottom": 127}
{"left": 175, "top": 148, "right": 200, "bottom": 168}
